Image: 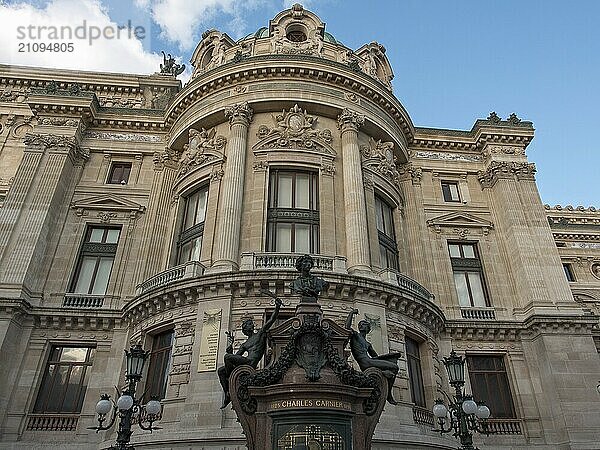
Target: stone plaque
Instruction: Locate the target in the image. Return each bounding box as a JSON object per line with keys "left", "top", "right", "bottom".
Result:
{"left": 197, "top": 308, "right": 222, "bottom": 372}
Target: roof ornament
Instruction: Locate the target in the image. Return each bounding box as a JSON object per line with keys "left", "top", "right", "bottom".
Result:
{"left": 160, "top": 51, "right": 185, "bottom": 76}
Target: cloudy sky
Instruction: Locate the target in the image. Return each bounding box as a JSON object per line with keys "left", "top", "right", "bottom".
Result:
{"left": 0, "top": 0, "right": 598, "bottom": 207}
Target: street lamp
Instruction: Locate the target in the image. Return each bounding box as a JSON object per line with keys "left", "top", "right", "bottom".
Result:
{"left": 89, "top": 344, "right": 162, "bottom": 450}
{"left": 433, "top": 350, "right": 491, "bottom": 450}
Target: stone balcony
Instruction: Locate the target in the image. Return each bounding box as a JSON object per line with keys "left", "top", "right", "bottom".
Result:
{"left": 135, "top": 261, "right": 206, "bottom": 295}
{"left": 239, "top": 252, "right": 347, "bottom": 273}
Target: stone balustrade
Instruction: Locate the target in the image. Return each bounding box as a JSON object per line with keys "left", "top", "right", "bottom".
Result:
{"left": 486, "top": 418, "right": 523, "bottom": 434}
{"left": 239, "top": 252, "right": 347, "bottom": 273}
{"left": 62, "top": 294, "right": 104, "bottom": 308}
{"left": 460, "top": 307, "right": 496, "bottom": 320}
{"left": 136, "top": 261, "right": 205, "bottom": 295}
{"left": 26, "top": 414, "right": 79, "bottom": 431}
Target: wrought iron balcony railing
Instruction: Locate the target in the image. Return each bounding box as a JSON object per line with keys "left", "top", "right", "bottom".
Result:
{"left": 26, "top": 413, "right": 79, "bottom": 431}
{"left": 62, "top": 294, "right": 104, "bottom": 308}
{"left": 460, "top": 307, "right": 496, "bottom": 320}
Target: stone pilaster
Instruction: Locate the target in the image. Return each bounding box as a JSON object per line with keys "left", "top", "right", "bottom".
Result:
{"left": 134, "top": 149, "right": 178, "bottom": 287}
{"left": 337, "top": 108, "right": 371, "bottom": 274}
{"left": 0, "top": 132, "right": 88, "bottom": 294}
{"left": 211, "top": 102, "right": 253, "bottom": 272}
{"left": 478, "top": 159, "right": 575, "bottom": 314}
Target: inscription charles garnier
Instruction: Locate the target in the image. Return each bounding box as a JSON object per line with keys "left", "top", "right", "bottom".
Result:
{"left": 269, "top": 398, "right": 352, "bottom": 411}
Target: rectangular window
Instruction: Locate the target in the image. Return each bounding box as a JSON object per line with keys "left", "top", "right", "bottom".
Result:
{"left": 563, "top": 263, "right": 575, "bottom": 282}
{"left": 34, "top": 346, "right": 95, "bottom": 413}
{"left": 467, "top": 355, "right": 516, "bottom": 418}
{"left": 267, "top": 170, "right": 319, "bottom": 253}
{"left": 375, "top": 195, "right": 399, "bottom": 270}
{"left": 448, "top": 242, "right": 489, "bottom": 307}
{"left": 71, "top": 226, "right": 120, "bottom": 295}
{"left": 144, "top": 330, "right": 174, "bottom": 402}
{"left": 406, "top": 337, "right": 426, "bottom": 407}
{"left": 107, "top": 162, "right": 132, "bottom": 185}
{"left": 177, "top": 186, "right": 208, "bottom": 264}
{"left": 441, "top": 181, "right": 461, "bottom": 202}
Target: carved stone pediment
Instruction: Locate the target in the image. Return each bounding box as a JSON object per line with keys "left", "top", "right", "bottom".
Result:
{"left": 178, "top": 127, "right": 227, "bottom": 177}
{"left": 360, "top": 137, "right": 399, "bottom": 186}
{"left": 427, "top": 212, "right": 494, "bottom": 235}
{"left": 354, "top": 42, "right": 394, "bottom": 90}
{"left": 253, "top": 104, "right": 334, "bottom": 155}
{"left": 190, "top": 29, "right": 236, "bottom": 78}
{"left": 71, "top": 194, "right": 146, "bottom": 214}
{"left": 269, "top": 4, "right": 325, "bottom": 56}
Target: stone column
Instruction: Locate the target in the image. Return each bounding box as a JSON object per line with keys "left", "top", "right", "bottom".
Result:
{"left": 211, "top": 102, "right": 253, "bottom": 272}
{"left": 337, "top": 108, "right": 371, "bottom": 274}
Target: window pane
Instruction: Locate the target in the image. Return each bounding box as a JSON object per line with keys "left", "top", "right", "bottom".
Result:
{"left": 462, "top": 244, "right": 475, "bottom": 258}
{"left": 375, "top": 197, "right": 385, "bottom": 232}
{"left": 91, "top": 257, "right": 114, "bottom": 295}
{"left": 195, "top": 188, "right": 208, "bottom": 224}
{"left": 453, "top": 272, "right": 471, "bottom": 306}
{"left": 448, "top": 244, "right": 461, "bottom": 258}
{"left": 73, "top": 257, "right": 97, "bottom": 293}
{"left": 105, "top": 228, "right": 120, "bottom": 244}
{"left": 276, "top": 223, "right": 292, "bottom": 252}
{"left": 277, "top": 174, "right": 293, "bottom": 208}
{"left": 89, "top": 228, "right": 104, "bottom": 243}
{"left": 295, "top": 224, "right": 310, "bottom": 253}
{"left": 61, "top": 348, "right": 89, "bottom": 362}
{"left": 295, "top": 173, "right": 310, "bottom": 209}
{"left": 467, "top": 272, "right": 487, "bottom": 306}
{"left": 63, "top": 366, "right": 84, "bottom": 412}
{"left": 34, "top": 364, "right": 55, "bottom": 411}
{"left": 189, "top": 236, "right": 202, "bottom": 261}
{"left": 383, "top": 204, "right": 394, "bottom": 237}
{"left": 178, "top": 240, "right": 192, "bottom": 264}
{"left": 449, "top": 183, "right": 460, "bottom": 201}
{"left": 184, "top": 192, "right": 198, "bottom": 230}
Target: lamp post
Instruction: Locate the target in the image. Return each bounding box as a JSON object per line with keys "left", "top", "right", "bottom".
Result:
{"left": 432, "top": 351, "right": 491, "bottom": 450}
{"left": 89, "top": 344, "right": 162, "bottom": 450}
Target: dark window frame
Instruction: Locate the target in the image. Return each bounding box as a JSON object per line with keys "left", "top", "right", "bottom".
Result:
{"left": 448, "top": 241, "right": 490, "bottom": 307}
{"left": 107, "top": 162, "right": 132, "bottom": 185}
{"left": 467, "top": 355, "right": 517, "bottom": 419}
{"left": 33, "top": 345, "right": 96, "bottom": 414}
{"left": 177, "top": 186, "right": 209, "bottom": 264}
{"left": 143, "top": 329, "right": 174, "bottom": 402}
{"left": 441, "top": 181, "right": 461, "bottom": 203}
{"left": 266, "top": 169, "right": 320, "bottom": 254}
{"left": 562, "top": 263, "right": 576, "bottom": 282}
{"left": 69, "top": 226, "right": 121, "bottom": 295}
{"left": 375, "top": 194, "right": 399, "bottom": 270}
{"left": 406, "top": 336, "right": 426, "bottom": 407}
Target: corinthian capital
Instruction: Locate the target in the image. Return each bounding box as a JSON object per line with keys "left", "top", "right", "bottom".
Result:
{"left": 337, "top": 108, "right": 365, "bottom": 132}
{"left": 23, "top": 132, "right": 78, "bottom": 153}
{"left": 224, "top": 102, "right": 253, "bottom": 126}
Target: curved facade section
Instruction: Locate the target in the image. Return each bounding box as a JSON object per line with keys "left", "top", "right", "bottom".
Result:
{"left": 0, "top": 4, "right": 599, "bottom": 450}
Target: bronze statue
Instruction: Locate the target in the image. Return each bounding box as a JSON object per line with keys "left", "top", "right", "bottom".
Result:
{"left": 160, "top": 51, "right": 186, "bottom": 76}
{"left": 217, "top": 297, "right": 282, "bottom": 408}
{"left": 345, "top": 309, "right": 401, "bottom": 405}
{"left": 290, "top": 254, "right": 329, "bottom": 302}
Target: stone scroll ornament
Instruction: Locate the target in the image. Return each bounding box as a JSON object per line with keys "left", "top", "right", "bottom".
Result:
{"left": 254, "top": 104, "right": 334, "bottom": 153}
{"left": 360, "top": 137, "right": 400, "bottom": 186}
{"left": 177, "top": 127, "right": 227, "bottom": 176}
{"left": 345, "top": 308, "right": 401, "bottom": 405}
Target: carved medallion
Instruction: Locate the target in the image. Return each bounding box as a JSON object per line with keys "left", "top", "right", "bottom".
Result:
{"left": 296, "top": 332, "right": 326, "bottom": 381}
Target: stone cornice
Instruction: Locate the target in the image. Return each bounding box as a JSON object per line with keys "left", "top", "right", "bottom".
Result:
{"left": 166, "top": 55, "right": 413, "bottom": 140}
{"left": 123, "top": 270, "right": 446, "bottom": 334}
{"left": 445, "top": 314, "right": 598, "bottom": 341}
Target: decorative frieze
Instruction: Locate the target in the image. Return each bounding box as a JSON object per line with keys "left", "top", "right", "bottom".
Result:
{"left": 411, "top": 150, "right": 482, "bottom": 162}
{"left": 482, "top": 145, "right": 526, "bottom": 157}
{"left": 38, "top": 117, "right": 79, "bottom": 127}
{"left": 85, "top": 130, "right": 162, "bottom": 143}
{"left": 360, "top": 137, "right": 400, "bottom": 186}
{"left": 477, "top": 161, "right": 536, "bottom": 188}
{"left": 254, "top": 104, "right": 333, "bottom": 154}
{"left": 177, "top": 127, "right": 227, "bottom": 176}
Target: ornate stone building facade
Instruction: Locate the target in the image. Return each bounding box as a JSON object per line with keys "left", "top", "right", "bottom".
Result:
{"left": 0, "top": 4, "right": 598, "bottom": 449}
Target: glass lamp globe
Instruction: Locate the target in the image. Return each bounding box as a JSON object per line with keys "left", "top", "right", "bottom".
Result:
{"left": 476, "top": 405, "right": 491, "bottom": 419}
{"left": 433, "top": 401, "right": 448, "bottom": 418}
{"left": 146, "top": 399, "right": 161, "bottom": 416}
{"left": 96, "top": 395, "right": 112, "bottom": 415}
{"left": 462, "top": 399, "right": 478, "bottom": 415}
{"left": 116, "top": 394, "right": 134, "bottom": 411}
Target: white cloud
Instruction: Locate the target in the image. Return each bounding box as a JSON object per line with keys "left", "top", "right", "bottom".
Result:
{"left": 0, "top": 0, "right": 162, "bottom": 75}
{"left": 140, "top": 0, "right": 263, "bottom": 50}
